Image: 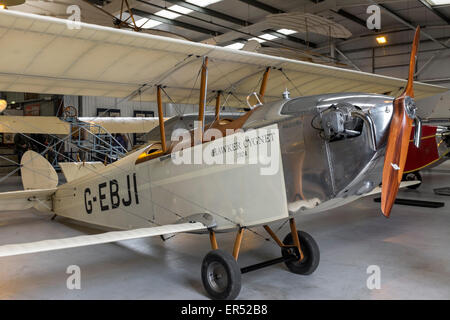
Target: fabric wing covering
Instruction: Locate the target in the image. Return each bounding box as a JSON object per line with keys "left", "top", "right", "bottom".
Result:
{"left": 0, "top": 222, "right": 206, "bottom": 257}
{"left": 0, "top": 10, "right": 446, "bottom": 108}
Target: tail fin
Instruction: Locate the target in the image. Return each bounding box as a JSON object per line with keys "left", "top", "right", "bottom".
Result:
{"left": 21, "top": 150, "right": 58, "bottom": 190}
{"left": 59, "top": 161, "right": 105, "bottom": 183}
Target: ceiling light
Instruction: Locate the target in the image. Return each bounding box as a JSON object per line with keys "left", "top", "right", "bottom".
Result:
{"left": 154, "top": 5, "right": 193, "bottom": 20}
{"left": 135, "top": 18, "right": 162, "bottom": 29}
{"left": 249, "top": 37, "right": 266, "bottom": 43}
{"left": 249, "top": 33, "right": 279, "bottom": 43}
{"left": 142, "top": 20, "right": 162, "bottom": 28}
{"left": 259, "top": 33, "right": 278, "bottom": 41}
{"left": 225, "top": 42, "right": 244, "bottom": 50}
{"left": 376, "top": 36, "right": 387, "bottom": 44}
{"left": 277, "top": 28, "right": 296, "bottom": 35}
{"left": 155, "top": 9, "right": 181, "bottom": 20}
{"left": 168, "top": 5, "right": 193, "bottom": 15}
{"left": 426, "top": 0, "right": 450, "bottom": 5}
{"left": 186, "top": 0, "right": 222, "bottom": 7}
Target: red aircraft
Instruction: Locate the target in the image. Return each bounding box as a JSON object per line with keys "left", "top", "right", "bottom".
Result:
{"left": 403, "top": 124, "right": 450, "bottom": 187}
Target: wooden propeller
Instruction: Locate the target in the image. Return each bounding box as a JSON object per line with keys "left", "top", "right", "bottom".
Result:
{"left": 381, "top": 27, "right": 421, "bottom": 217}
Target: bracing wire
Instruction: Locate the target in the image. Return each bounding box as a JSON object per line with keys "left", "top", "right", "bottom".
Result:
{"left": 279, "top": 68, "right": 303, "bottom": 97}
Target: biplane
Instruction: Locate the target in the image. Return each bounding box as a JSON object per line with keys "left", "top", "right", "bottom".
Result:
{"left": 0, "top": 10, "right": 448, "bottom": 300}
{"left": 401, "top": 124, "right": 450, "bottom": 188}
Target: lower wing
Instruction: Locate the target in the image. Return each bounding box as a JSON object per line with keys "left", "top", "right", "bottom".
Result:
{"left": 363, "top": 180, "right": 421, "bottom": 197}
{"left": 0, "top": 222, "right": 206, "bottom": 258}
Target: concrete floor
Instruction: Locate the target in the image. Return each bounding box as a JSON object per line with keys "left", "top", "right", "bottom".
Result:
{"left": 0, "top": 163, "right": 449, "bottom": 300}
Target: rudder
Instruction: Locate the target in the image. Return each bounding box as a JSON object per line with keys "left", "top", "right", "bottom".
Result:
{"left": 20, "top": 150, "right": 58, "bottom": 190}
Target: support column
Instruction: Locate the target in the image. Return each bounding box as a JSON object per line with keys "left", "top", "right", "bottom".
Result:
{"left": 330, "top": 41, "right": 336, "bottom": 60}
{"left": 214, "top": 90, "right": 221, "bottom": 121}
{"left": 77, "top": 96, "right": 83, "bottom": 117}
{"left": 372, "top": 48, "right": 375, "bottom": 74}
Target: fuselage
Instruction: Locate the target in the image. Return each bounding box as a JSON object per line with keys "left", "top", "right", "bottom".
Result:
{"left": 404, "top": 125, "right": 450, "bottom": 173}
{"left": 244, "top": 93, "right": 394, "bottom": 214}
{"left": 52, "top": 93, "right": 395, "bottom": 231}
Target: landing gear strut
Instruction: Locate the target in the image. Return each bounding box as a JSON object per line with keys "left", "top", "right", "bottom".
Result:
{"left": 201, "top": 218, "right": 320, "bottom": 300}
{"left": 281, "top": 230, "right": 320, "bottom": 275}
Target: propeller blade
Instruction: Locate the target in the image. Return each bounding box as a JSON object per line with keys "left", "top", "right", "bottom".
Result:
{"left": 380, "top": 97, "right": 414, "bottom": 216}
{"left": 381, "top": 27, "right": 420, "bottom": 217}
{"left": 403, "top": 26, "right": 421, "bottom": 98}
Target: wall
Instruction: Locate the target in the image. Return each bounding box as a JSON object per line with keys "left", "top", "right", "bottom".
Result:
{"left": 330, "top": 26, "right": 450, "bottom": 118}
{"left": 338, "top": 29, "right": 450, "bottom": 85}
{"left": 64, "top": 95, "right": 234, "bottom": 118}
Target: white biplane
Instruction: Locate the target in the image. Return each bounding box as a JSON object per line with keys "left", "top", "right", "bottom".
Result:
{"left": 0, "top": 10, "right": 447, "bottom": 299}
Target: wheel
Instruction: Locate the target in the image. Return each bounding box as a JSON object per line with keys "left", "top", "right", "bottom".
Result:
{"left": 404, "top": 171, "right": 422, "bottom": 189}
{"left": 201, "top": 249, "right": 241, "bottom": 300}
{"left": 63, "top": 105, "right": 77, "bottom": 119}
{"left": 281, "top": 230, "right": 320, "bottom": 275}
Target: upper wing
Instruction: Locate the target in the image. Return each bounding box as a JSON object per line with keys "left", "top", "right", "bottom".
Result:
{"left": 0, "top": 116, "right": 70, "bottom": 134}
{"left": 79, "top": 117, "right": 162, "bottom": 134}
{"left": 0, "top": 222, "right": 206, "bottom": 258}
{"left": 0, "top": 10, "right": 446, "bottom": 107}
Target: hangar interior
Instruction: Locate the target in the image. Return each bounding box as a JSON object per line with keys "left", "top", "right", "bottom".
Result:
{"left": 0, "top": 0, "right": 449, "bottom": 299}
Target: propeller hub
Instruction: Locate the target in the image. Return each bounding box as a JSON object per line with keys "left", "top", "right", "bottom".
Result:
{"left": 404, "top": 96, "right": 417, "bottom": 119}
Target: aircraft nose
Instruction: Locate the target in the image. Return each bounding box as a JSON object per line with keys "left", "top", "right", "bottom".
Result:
{"left": 365, "top": 101, "right": 395, "bottom": 151}
{"left": 316, "top": 100, "right": 394, "bottom": 152}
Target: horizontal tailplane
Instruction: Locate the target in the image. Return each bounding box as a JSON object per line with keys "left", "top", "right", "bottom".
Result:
{"left": 0, "top": 188, "right": 56, "bottom": 212}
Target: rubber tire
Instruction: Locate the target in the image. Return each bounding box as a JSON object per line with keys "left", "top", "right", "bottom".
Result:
{"left": 404, "top": 172, "right": 422, "bottom": 189}
{"left": 281, "top": 231, "right": 320, "bottom": 275}
{"left": 201, "top": 249, "right": 241, "bottom": 300}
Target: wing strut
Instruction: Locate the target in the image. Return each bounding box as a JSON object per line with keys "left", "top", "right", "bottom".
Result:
{"left": 156, "top": 85, "right": 167, "bottom": 153}
{"left": 259, "top": 67, "right": 271, "bottom": 102}
{"left": 198, "top": 56, "right": 209, "bottom": 135}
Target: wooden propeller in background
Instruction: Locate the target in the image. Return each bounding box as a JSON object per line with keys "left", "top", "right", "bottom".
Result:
{"left": 381, "top": 27, "right": 421, "bottom": 217}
